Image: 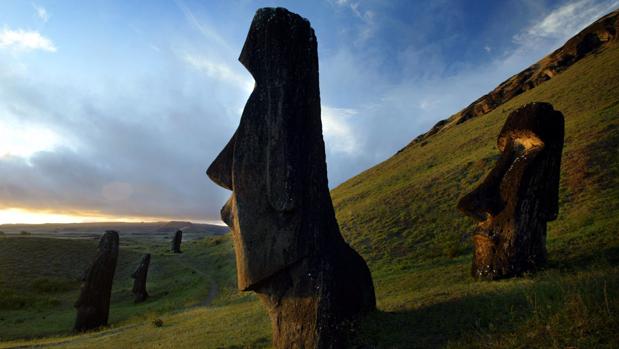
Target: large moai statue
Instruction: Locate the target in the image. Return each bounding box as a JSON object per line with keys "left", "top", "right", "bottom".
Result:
{"left": 74, "top": 230, "right": 119, "bottom": 331}
{"left": 131, "top": 253, "right": 151, "bottom": 303}
{"left": 171, "top": 230, "right": 182, "bottom": 253}
{"left": 207, "top": 7, "right": 376, "bottom": 348}
{"left": 458, "top": 102, "right": 564, "bottom": 280}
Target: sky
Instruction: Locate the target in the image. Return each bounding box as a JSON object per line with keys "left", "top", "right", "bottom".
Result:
{"left": 0, "top": 0, "right": 617, "bottom": 224}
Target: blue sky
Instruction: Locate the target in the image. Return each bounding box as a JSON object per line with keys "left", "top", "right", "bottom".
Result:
{"left": 0, "top": 0, "right": 617, "bottom": 223}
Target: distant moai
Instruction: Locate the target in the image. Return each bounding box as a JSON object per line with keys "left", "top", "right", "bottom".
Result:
{"left": 171, "top": 230, "right": 182, "bottom": 253}
{"left": 131, "top": 253, "right": 151, "bottom": 303}
{"left": 458, "top": 102, "right": 564, "bottom": 280}
{"left": 74, "top": 230, "right": 119, "bottom": 331}
{"left": 207, "top": 8, "right": 375, "bottom": 348}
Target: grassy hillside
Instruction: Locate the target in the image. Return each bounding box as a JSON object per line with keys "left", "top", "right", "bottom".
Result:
{"left": 1, "top": 18, "right": 619, "bottom": 349}
{"left": 0, "top": 234, "right": 230, "bottom": 340}
{"left": 332, "top": 41, "right": 619, "bottom": 273}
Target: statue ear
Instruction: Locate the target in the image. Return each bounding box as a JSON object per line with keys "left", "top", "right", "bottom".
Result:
{"left": 207, "top": 131, "right": 236, "bottom": 190}
{"left": 266, "top": 88, "right": 299, "bottom": 212}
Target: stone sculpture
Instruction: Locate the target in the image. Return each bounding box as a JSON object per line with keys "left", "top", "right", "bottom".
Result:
{"left": 171, "top": 230, "right": 182, "bottom": 253}
{"left": 74, "top": 230, "right": 119, "bottom": 331}
{"left": 207, "top": 7, "right": 375, "bottom": 348}
{"left": 131, "top": 253, "right": 150, "bottom": 303}
{"left": 458, "top": 102, "right": 564, "bottom": 280}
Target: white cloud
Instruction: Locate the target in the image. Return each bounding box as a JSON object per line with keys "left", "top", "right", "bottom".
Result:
{"left": 183, "top": 53, "right": 254, "bottom": 93}
{"left": 33, "top": 4, "right": 50, "bottom": 23}
{"left": 175, "top": 0, "right": 230, "bottom": 50}
{"left": 515, "top": 0, "right": 619, "bottom": 43}
{"left": 322, "top": 106, "right": 360, "bottom": 155}
{"left": 0, "top": 122, "right": 60, "bottom": 159}
{"left": 331, "top": 0, "right": 377, "bottom": 42}
{"left": 0, "top": 28, "right": 56, "bottom": 52}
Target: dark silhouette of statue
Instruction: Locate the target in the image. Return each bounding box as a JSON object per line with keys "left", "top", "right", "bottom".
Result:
{"left": 131, "top": 253, "right": 150, "bottom": 303}
{"left": 171, "top": 230, "right": 182, "bottom": 253}
{"left": 74, "top": 230, "right": 119, "bottom": 331}
{"left": 458, "top": 102, "right": 564, "bottom": 280}
{"left": 207, "top": 7, "right": 375, "bottom": 348}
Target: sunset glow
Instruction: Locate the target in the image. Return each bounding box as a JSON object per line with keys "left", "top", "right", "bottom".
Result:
{"left": 0, "top": 207, "right": 208, "bottom": 225}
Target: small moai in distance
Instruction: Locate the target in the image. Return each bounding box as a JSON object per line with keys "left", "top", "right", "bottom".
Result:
{"left": 171, "top": 230, "right": 182, "bottom": 253}
{"left": 207, "top": 7, "right": 375, "bottom": 348}
{"left": 458, "top": 102, "right": 565, "bottom": 280}
{"left": 74, "top": 230, "right": 119, "bottom": 331}
{"left": 131, "top": 253, "right": 150, "bottom": 303}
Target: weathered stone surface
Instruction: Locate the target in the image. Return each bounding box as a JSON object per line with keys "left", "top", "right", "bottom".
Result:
{"left": 458, "top": 102, "right": 564, "bottom": 280}
{"left": 74, "top": 230, "right": 119, "bottom": 331}
{"left": 171, "top": 230, "right": 182, "bottom": 253}
{"left": 207, "top": 7, "right": 375, "bottom": 348}
{"left": 131, "top": 253, "right": 150, "bottom": 303}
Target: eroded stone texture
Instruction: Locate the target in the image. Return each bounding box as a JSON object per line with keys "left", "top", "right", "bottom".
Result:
{"left": 171, "top": 230, "right": 182, "bottom": 253}
{"left": 74, "top": 230, "right": 119, "bottom": 331}
{"left": 458, "top": 102, "right": 564, "bottom": 280}
{"left": 131, "top": 253, "right": 150, "bottom": 303}
{"left": 207, "top": 7, "right": 375, "bottom": 348}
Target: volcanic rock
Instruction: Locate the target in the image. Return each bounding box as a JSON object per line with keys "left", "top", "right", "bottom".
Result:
{"left": 74, "top": 230, "right": 119, "bottom": 331}
{"left": 207, "top": 7, "right": 376, "bottom": 348}
{"left": 131, "top": 253, "right": 150, "bottom": 303}
{"left": 171, "top": 230, "right": 182, "bottom": 253}
{"left": 458, "top": 102, "right": 564, "bottom": 280}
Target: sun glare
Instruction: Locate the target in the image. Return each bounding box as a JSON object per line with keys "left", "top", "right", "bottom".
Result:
{"left": 0, "top": 208, "right": 168, "bottom": 225}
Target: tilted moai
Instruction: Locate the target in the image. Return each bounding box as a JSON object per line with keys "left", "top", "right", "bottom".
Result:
{"left": 171, "top": 230, "right": 182, "bottom": 253}
{"left": 74, "top": 230, "right": 119, "bottom": 331}
{"left": 207, "top": 7, "right": 376, "bottom": 348}
{"left": 131, "top": 253, "right": 151, "bottom": 303}
{"left": 458, "top": 102, "right": 564, "bottom": 280}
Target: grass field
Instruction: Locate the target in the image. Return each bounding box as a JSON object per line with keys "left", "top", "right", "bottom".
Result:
{"left": 1, "top": 23, "right": 618, "bottom": 349}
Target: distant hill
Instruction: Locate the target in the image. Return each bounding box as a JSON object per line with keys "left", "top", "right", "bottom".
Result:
{"left": 0, "top": 221, "right": 229, "bottom": 237}
{"left": 331, "top": 9, "right": 619, "bottom": 271}
{"left": 408, "top": 9, "right": 619, "bottom": 147}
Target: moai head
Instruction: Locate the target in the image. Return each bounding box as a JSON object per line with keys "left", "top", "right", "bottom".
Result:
{"left": 458, "top": 102, "right": 564, "bottom": 279}
{"left": 207, "top": 8, "right": 333, "bottom": 291}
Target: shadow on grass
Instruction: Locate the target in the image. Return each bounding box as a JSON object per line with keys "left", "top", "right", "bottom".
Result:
{"left": 354, "top": 259, "right": 619, "bottom": 348}
{"left": 354, "top": 289, "right": 529, "bottom": 349}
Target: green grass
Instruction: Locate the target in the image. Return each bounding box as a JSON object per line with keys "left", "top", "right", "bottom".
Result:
{"left": 1, "top": 31, "right": 619, "bottom": 349}
{"left": 0, "top": 235, "right": 237, "bottom": 340}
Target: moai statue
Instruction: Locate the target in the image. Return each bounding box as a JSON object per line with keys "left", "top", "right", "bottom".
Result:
{"left": 207, "top": 8, "right": 375, "bottom": 348}
{"left": 74, "top": 230, "right": 119, "bottom": 331}
{"left": 458, "top": 102, "right": 564, "bottom": 280}
{"left": 171, "top": 230, "right": 182, "bottom": 253}
{"left": 131, "top": 253, "right": 151, "bottom": 303}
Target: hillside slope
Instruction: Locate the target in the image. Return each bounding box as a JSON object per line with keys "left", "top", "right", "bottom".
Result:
{"left": 332, "top": 12, "right": 619, "bottom": 273}
{"left": 410, "top": 9, "right": 618, "bottom": 145}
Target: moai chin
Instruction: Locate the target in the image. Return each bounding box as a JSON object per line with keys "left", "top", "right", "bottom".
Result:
{"left": 74, "top": 230, "right": 119, "bottom": 331}
{"left": 131, "top": 253, "right": 151, "bottom": 303}
{"left": 458, "top": 102, "right": 564, "bottom": 280}
{"left": 207, "top": 7, "right": 375, "bottom": 348}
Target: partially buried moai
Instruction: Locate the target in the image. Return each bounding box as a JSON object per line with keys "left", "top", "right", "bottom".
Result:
{"left": 74, "top": 230, "right": 119, "bottom": 331}
{"left": 171, "top": 230, "right": 182, "bottom": 253}
{"left": 458, "top": 102, "right": 564, "bottom": 280}
{"left": 207, "top": 7, "right": 375, "bottom": 348}
{"left": 131, "top": 253, "right": 150, "bottom": 303}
